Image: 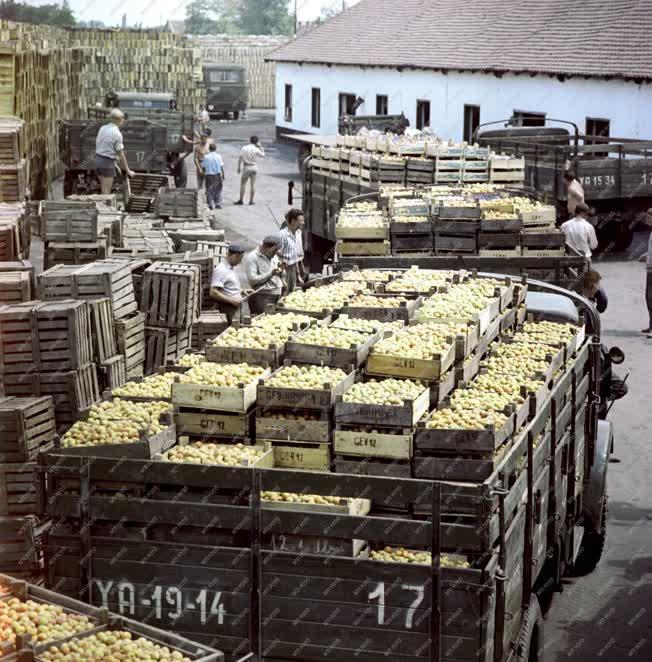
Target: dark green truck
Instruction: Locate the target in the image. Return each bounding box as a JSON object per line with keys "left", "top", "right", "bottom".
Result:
{"left": 202, "top": 63, "right": 249, "bottom": 119}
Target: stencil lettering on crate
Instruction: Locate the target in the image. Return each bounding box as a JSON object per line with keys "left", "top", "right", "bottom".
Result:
{"left": 271, "top": 533, "right": 347, "bottom": 556}
{"left": 94, "top": 579, "right": 225, "bottom": 625}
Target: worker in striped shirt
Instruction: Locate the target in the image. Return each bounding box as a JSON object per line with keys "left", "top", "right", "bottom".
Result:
{"left": 277, "top": 208, "right": 305, "bottom": 294}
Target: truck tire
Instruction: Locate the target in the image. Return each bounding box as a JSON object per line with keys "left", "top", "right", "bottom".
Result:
{"left": 234, "top": 111, "right": 240, "bottom": 120}
{"left": 572, "top": 493, "right": 607, "bottom": 576}
{"left": 515, "top": 596, "right": 544, "bottom": 662}
{"left": 173, "top": 160, "right": 187, "bottom": 188}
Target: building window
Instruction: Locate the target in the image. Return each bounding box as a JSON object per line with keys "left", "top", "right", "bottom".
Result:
{"left": 339, "top": 93, "right": 357, "bottom": 116}
{"left": 585, "top": 117, "right": 610, "bottom": 142}
{"left": 376, "top": 95, "right": 388, "bottom": 115}
{"left": 416, "top": 100, "right": 430, "bottom": 130}
{"left": 463, "top": 105, "right": 480, "bottom": 143}
{"left": 311, "top": 88, "right": 321, "bottom": 128}
{"left": 284, "top": 84, "right": 293, "bottom": 122}
{"left": 512, "top": 110, "right": 546, "bottom": 127}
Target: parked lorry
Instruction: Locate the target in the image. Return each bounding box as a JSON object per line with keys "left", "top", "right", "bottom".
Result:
{"left": 475, "top": 121, "right": 652, "bottom": 250}
{"left": 60, "top": 92, "right": 194, "bottom": 195}
{"left": 37, "top": 267, "right": 623, "bottom": 662}
{"left": 202, "top": 63, "right": 249, "bottom": 120}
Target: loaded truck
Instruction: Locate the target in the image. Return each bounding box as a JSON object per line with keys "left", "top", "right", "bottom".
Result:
{"left": 38, "top": 268, "right": 623, "bottom": 662}
{"left": 475, "top": 120, "right": 652, "bottom": 250}
{"left": 59, "top": 92, "right": 194, "bottom": 196}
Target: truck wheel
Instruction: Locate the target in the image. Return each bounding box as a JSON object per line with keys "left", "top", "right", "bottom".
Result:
{"left": 572, "top": 494, "right": 607, "bottom": 576}
{"left": 173, "top": 160, "right": 187, "bottom": 188}
{"left": 515, "top": 596, "right": 544, "bottom": 662}
{"left": 234, "top": 111, "right": 240, "bottom": 120}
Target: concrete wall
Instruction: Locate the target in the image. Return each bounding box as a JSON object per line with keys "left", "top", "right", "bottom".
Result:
{"left": 274, "top": 62, "right": 652, "bottom": 139}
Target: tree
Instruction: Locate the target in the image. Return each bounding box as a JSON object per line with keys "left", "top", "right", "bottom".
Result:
{"left": 0, "top": 1, "right": 76, "bottom": 26}
{"left": 185, "top": 0, "right": 240, "bottom": 35}
{"left": 237, "top": 0, "right": 293, "bottom": 35}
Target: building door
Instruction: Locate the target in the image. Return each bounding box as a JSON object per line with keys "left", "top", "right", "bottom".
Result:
{"left": 339, "top": 93, "right": 357, "bottom": 116}
{"left": 416, "top": 100, "right": 430, "bottom": 130}
{"left": 463, "top": 105, "right": 480, "bottom": 143}
{"left": 376, "top": 95, "right": 388, "bottom": 115}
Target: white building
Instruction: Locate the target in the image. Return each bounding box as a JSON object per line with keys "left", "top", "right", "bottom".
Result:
{"left": 268, "top": 0, "right": 652, "bottom": 141}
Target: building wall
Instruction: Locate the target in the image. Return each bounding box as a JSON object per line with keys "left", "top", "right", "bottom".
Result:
{"left": 275, "top": 62, "right": 652, "bottom": 139}
{"left": 192, "top": 34, "right": 290, "bottom": 108}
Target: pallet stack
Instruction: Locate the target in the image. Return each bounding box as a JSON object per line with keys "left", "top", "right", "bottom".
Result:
{"left": 0, "top": 117, "right": 26, "bottom": 203}
{"left": 155, "top": 187, "right": 203, "bottom": 219}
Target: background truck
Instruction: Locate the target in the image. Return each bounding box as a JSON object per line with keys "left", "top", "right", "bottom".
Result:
{"left": 39, "top": 271, "right": 622, "bottom": 662}
{"left": 202, "top": 63, "right": 249, "bottom": 120}
{"left": 476, "top": 121, "right": 652, "bottom": 250}
{"left": 60, "top": 92, "right": 194, "bottom": 195}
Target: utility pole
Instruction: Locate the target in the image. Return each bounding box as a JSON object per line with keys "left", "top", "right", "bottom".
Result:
{"left": 294, "top": 0, "right": 298, "bottom": 34}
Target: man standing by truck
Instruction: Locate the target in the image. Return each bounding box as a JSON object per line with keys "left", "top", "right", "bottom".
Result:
{"left": 94, "top": 108, "right": 134, "bottom": 194}
{"left": 235, "top": 136, "right": 264, "bottom": 205}
{"left": 277, "top": 209, "right": 304, "bottom": 294}
{"left": 561, "top": 202, "right": 598, "bottom": 259}
{"left": 564, "top": 170, "right": 585, "bottom": 215}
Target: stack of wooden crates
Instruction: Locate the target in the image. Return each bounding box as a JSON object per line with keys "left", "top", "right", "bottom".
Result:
{"left": 0, "top": 395, "right": 57, "bottom": 583}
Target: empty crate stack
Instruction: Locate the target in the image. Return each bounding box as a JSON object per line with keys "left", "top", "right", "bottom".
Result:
{"left": 155, "top": 187, "right": 202, "bottom": 219}
{"left": 0, "top": 395, "right": 57, "bottom": 581}
{"left": 0, "top": 117, "right": 26, "bottom": 203}
{"left": 140, "top": 261, "right": 199, "bottom": 374}
{"left": 40, "top": 200, "right": 107, "bottom": 269}
{"left": 0, "top": 300, "right": 98, "bottom": 432}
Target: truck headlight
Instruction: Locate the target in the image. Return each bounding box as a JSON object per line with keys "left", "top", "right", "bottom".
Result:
{"left": 208, "top": 104, "right": 214, "bottom": 110}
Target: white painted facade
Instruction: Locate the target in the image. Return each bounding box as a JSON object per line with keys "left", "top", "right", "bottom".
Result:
{"left": 274, "top": 62, "right": 652, "bottom": 139}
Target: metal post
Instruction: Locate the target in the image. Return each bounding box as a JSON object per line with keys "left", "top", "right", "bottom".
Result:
{"left": 430, "top": 481, "right": 442, "bottom": 662}
{"left": 251, "top": 469, "right": 262, "bottom": 660}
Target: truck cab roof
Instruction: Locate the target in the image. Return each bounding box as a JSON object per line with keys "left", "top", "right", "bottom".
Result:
{"left": 203, "top": 63, "right": 246, "bottom": 70}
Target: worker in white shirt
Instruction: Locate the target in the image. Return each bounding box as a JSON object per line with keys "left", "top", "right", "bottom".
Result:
{"left": 235, "top": 135, "right": 265, "bottom": 206}
{"left": 277, "top": 209, "right": 304, "bottom": 294}
{"left": 243, "top": 235, "right": 285, "bottom": 315}
{"left": 94, "top": 108, "right": 135, "bottom": 194}
{"left": 209, "top": 243, "right": 246, "bottom": 322}
{"left": 197, "top": 105, "right": 209, "bottom": 134}
{"left": 564, "top": 171, "right": 585, "bottom": 216}
{"left": 560, "top": 202, "right": 598, "bottom": 259}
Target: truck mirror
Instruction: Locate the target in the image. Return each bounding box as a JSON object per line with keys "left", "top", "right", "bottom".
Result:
{"left": 608, "top": 346, "right": 625, "bottom": 364}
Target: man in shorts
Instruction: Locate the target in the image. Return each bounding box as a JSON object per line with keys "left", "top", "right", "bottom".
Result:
{"left": 235, "top": 135, "right": 265, "bottom": 206}
{"left": 94, "top": 108, "right": 134, "bottom": 194}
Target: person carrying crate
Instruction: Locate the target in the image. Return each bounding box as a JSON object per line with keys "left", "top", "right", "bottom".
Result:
{"left": 94, "top": 108, "right": 135, "bottom": 195}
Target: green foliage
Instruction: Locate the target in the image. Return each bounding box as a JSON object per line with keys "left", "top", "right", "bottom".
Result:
{"left": 237, "top": 0, "right": 293, "bottom": 35}
{"left": 0, "top": 0, "right": 76, "bottom": 26}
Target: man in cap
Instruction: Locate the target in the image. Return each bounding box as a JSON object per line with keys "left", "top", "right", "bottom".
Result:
{"left": 209, "top": 243, "right": 246, "bottom": 322}
{"left": 243, "top": 235, "right": 285, "bottom": 315}
{"left": 95, "top": 108, "right": 135, "bottom": 194}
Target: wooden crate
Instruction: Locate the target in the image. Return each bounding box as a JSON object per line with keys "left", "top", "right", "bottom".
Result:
{"left": 155, "top": 187, "right": 202, "bottom": 218}
{"left": 0, "top": 260, "right": 33, "bottom": 291}
{"left": 0, "top": 218, "right": 20, "bottom": 260}
{"left": 174, "top": 407, "right": 255, "bottom": 441}
{"left": 154, "top": 251, "right": 215, "bottom": 308}
{"left": 41, "top": 203, "right": 99, "bottom": 242}
{"left": 1, "top": 364, "right": 100, "bottom": 431}
{"left": 55, "top": 415, "right": 176, "bottom": 460}
{"left": 99, "top": 256, "right": 151, "bottom": 304}
{"left": 88, "top": 297, "right": 117, "bottom": 363}
{"left": 0, "top": 117, "right": 24, "bottom": 164}
{"left": 98, "top": 354, "right": 127, "bottom": 391}
{"left": 434, "top": 232, "right": 478, "bottom": 254}
{"left": 366, "top": 341, "right": 455, "bottom": 381}
{"left": 0, "top": 159, "right": 26, "bottom": 202}
{"left": 0, "top": 516, "right": 47, "bottom": 577}
{"left": 43, "top": 238, "right": 109, "bottom": 269}
{"left": 333, "top": 454, "right": 411, "bottom": 477}
{"left": 334, "top": 382, "right": 430, "bottom": 428}
{"left": 333, "top": 424, "right": 413, "bottom": 460}
{"left": 341, "top": 295, "right": 420, "bottom": 323}
{"left": 0, "top": 299, "right": 93, "bottom": 374}
{"left": 335, "top": 224, "right": 389, "bottom": 240}
{"left": 0, "top": 457, "right": 45, "bottom": 516}
{"left": 141, "top": 261, "right": 200, "bottom": 329}
{"left": 284, "top": 328, "right": 380, "bottom": 369}
{"left": 0, "top": 271, "right": 30, "bottom": 303}
{"left": 257, "top": 364, "right": 356, "bottom": 411}
{"left": 144, "top": 326, "right": 191, "bottom": 375}
{"left": 191, "top": 312, "right": 229, "bottom": 349}
{"left": 269, "top": 440, "right": 331, "bottom": 471}
{"left": 336, "top": 239, "right": 390, "bottom": 256}
{"left": 0, "top": 396, "right": 56, "bottom": 462}
{"left": 255, "top": 407, "right": 331, "bottom": 443}
{"left": 115, "top": 312, "right": 146, "bottom": 379}
{"left": 38, "top": 262, "right": 138, "bottom": 320}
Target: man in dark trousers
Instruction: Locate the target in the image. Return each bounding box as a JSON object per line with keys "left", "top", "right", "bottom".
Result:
{"left": 209, "top": 243, "right": 246, "bottom": 322}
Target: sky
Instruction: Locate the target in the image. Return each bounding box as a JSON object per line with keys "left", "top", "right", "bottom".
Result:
{"left": 35, "top": 0, "right": 361, "bottom": 27}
